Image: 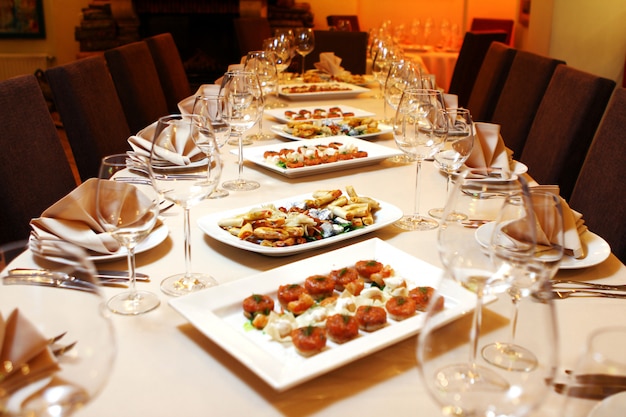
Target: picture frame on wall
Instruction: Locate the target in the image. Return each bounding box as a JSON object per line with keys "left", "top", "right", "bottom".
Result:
{"left": 519, "top": 0, "right": 531, "bottom": 27}
{"left": 0, "top": 0, "right": 46, "bottom": 39}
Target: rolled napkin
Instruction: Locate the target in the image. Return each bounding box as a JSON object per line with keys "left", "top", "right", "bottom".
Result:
{"left": 0, "top": 308, "right": 60, "bottom": 395}
{"left": 465, "top": 122, "right": 512, "bottom": 176}
{"left": 128, "top": 120, "right": 204, "bottom": 167}
{"left": 314, "top": 52, "right": 348, "bottom": 77}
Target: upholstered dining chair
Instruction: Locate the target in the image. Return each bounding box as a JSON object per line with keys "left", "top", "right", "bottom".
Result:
{"left": 447, "top": 31, "right": 510, "bottom": 109}
{"left": 465, "top": 41, "right": 517, "bottom": 122}
{"left": 0, "top": 74, "right": 77, "bottom": 249}
{"left": 490, "top": 50, "right": 565, "bottom": 158}
{"left": 470, "top": 18, "right": 515, "bottom": 45}
{"left": 520, "top": 64, "right": 616, "bottom": 200}
{"left": 326, "top": 15, "right": 360, "bottom": 31}
{"left": 145, "top": 32, "right": 192, "bottom": 113}
{"left": 104, "top": 40, "right": 169, "bottom": 133}
{"left": 46, "top": 55, "right": 132, "bottom": 181}
{"left": 233, "top": 17, "right": 273, "bottom": 57}
{"left": 303, "top": 30, "right": 369, "bottom": 75}
{"left": 569, "top": 87, "right": 626, "bottom": 263}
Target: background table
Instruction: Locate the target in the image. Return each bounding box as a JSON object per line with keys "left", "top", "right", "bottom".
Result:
{"left": 404, "top": 48, "right": 459, "bottom": 92}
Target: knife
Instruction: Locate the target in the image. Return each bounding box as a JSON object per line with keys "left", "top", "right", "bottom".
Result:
{"left": 8, "top": 268, "right": 149, "bottom": 282}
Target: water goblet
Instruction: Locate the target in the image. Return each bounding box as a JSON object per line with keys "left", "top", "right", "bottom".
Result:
{"left": 96, "top": 154, "right": 161, "bottom": 314}
{"left": 219, "top": 70, "right": 263, "bottom": 191}
{"left": 392, "top": 88, "right": 448, "bottom": 231}
{"left": 293, "top": 27, "right": 315, "bottom": 78}
{"left": 244, "top": 50, "right": 278, "bottom": 140}
{"left": 148, "top": 114, "right": 222, "bottom": 296}
{"left": 263, "top": 36, "right": 292, "bottom": 76}
{"left": 428, "top": 108, "right": 475, "bottom": 220}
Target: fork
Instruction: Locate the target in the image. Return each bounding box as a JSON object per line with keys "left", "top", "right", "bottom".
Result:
{"left": 552, "top": 280, "right": 626, "bottom": 291}
{"left": 553, "top": 289, "right": 626, "bottom": 299}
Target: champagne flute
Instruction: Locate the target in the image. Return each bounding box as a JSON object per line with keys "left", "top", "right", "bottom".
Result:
{"left": 482, "top": 190, "right": 564, "bottom": 371}
{"left": 293, "top": 27, "right": 315, "bottom": 78}
{"left": 219, "top": 70, "right": 263, "bottom": 191}
{"left": 429, "top": 108, "right": 475, "bottom": 219}
{"left": 148, "top": 114, "right": 222, "bottom": 296}
{"left": 96, "top": 154, "right": 161, "bottom": 314}
{"left": 392, "top": 88, "right": 448, "bottom": 231}
{"left": 192, "top": 93, "right": 230, "bottom": 198}
{"left": 244, "top": 50, "right": 277, "bottom": 140}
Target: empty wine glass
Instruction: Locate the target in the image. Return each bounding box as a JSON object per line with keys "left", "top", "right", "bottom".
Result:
{"left": 372, "top": 46, "right": 396, "bottom": 99}
{"left": 148, "top": 114, "right": 222, "bottom": 296}
{"left": 244, "top": 50, "right": 278, "bottom": 140}
{"left": 293, "top": 27, "right": 315, "bottom": 78}
{"left": 429, "top": 108, "right": 475, "bottom": 219}
{"left": 263, "top": 36, "right": 292, "bottom": 86}
{"left": 219, "top": 70, "right": 263, "bottom": 191}
{"left": 392, "top": 88, "right": 448, "bottom": 231}
{"left": 192, "top": 93, "right": 230, "bottom": 199}
{"left": 96, "top": 154, "right": 161, "bottom": 314}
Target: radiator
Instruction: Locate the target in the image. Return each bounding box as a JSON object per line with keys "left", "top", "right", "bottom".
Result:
{"left": 0, "top": 53, "right": 53, "bottom": 81}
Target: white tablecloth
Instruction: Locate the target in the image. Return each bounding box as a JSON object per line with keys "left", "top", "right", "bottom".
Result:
{"left": 3, "top": 87, "right": 625, "bottom": 417}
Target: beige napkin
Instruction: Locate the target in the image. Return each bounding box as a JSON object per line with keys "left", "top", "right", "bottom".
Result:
{"left": 531, "top": 185, "right": 586, "bottom": 259}
{"left": 443, "top": 93, "right": 458, "bottom": 109}
{"left": 177, "top": 84, "right": 222, "bottom": 114}
{"left": 314, "top": 52, "right": 349, "bottom": 77}
{"left": 465, "top": 122, "right": 512, "bottom": 175}
{"left": 128, "top": 120, "right": 204, "bottom": 167}
{"left": 0, "top": 309, "right": 60, "bottom": 395}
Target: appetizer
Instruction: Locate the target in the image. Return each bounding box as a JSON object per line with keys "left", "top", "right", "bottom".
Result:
{"left": 280, "top": 83, "right": 352, "bottom": 94}
{"left": 283, "top": 117, "right": 380, "bottom": 139}
{"left": 282, "top": 107, "right": 355, "bottom": 121}
{"left": 263, "top": 142, "right": 368, "bottom": 169}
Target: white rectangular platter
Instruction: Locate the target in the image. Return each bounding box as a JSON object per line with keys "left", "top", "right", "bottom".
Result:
{"left": 197, "top": 192, "right": 403, "bottom": 256}
{"left": 278, "top": 82, "right": 370, "bottom": 100}
{"left": 265, "top": 105, "right": 375, "bottom": 123}
{"left": 232, "top": 136, "right": 402, "bottom": 178}
{"left": 169, "top": 238, "right": 480, "bottom": 391}
{"left": 270, "top": 123, "right": 393, "bottom": 141}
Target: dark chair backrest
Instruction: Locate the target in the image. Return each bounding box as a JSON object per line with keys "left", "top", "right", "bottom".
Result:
{"left": 569, "top": 87, "right": 626, "bottom": 263}
{"left": 0, "top": 75, "right": 77, "bottom": 245}
{"left": 326, "top": 15, "right": 360, "bottom": 32}
{"left": 104, "top": 41, "right": 169, "bottom": 133}
{"left": 145, "top": 33, "right": 192, "bottom": 114}
{"left": 46, "top": 55, "right": 132, "bottom": 181}
{"left": 490, "top": 50, "right": 565, "bottom": 158}
{"left": 447, "top": 31, "right": 509, "bottom": 108}
{"left": 520, "top": 64, "right": 616, "bottom": 200}
{"left": 303, "top": 30, "right": 369, "bottom": 75}
{"left": 470, "top": 18, "right": 515, "bottom": 45}
{"left": 233, "top": 17, "right": 272, "bottom": 57}
{"left": 465, "top": 40, "right": 516, "bottom": 122}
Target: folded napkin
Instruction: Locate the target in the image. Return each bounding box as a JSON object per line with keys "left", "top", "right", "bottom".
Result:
{"left": 314, "top": 52, "right": 349, "bottom": 77}
{"left": 465, "top": 122, "right": 512, "bottom": 175}
{"left": 128, "top": 120, "right": 204, "bottom": 167}
{"left": 443, "top": 93, "right": 458, "bottom": 109}
{"left": 0, "top": 308, "right": 60, "bottom": 396}
{"left": 177, "top": 84, "right": 222, "bottom": 114}
{"left": 531, "top": 185, "right": 587, "bottom": 259}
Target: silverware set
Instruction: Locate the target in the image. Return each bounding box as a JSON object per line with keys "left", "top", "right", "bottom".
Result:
{"left": 2, "top": 268, "right": 150, "bottom": 291}
{"left": 551, "top": 279, "right": 626, "bottom": 299}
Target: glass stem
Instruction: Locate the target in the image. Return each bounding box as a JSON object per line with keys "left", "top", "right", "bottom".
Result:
{"left": 301, "top": 55, "right": 305, "bottom": 77}
{"left": 126, "top": 247, "right": 138, "bottom": 299}
{"left": 237, "top": 132, "right": 244, "bottom": 182}
{"left": 509, "top": 290, "right": 521, "bottom": 344}
{"left": 183, "top": 207, "right": 192, "bottom": 278}
{"left": 412, "top": 159, "right": 423, "bottom": 220}
{"left": 470, "top": 284, "right": 485, "bottom": 369}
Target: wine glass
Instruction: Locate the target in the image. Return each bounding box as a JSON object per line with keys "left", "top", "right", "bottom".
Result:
{"left": 372, "top": 46, "right": 396, "bottom": 99}
{"left": 148, "top": 114, "right": 222, "bottom": 296}
{"left": 482, "top": 190, "right": 564, "bottom": 371}
{"left": 293, "top": 27, "right": 315, "bottom": 78}
{"left": 392, "top": 88, "right": 448, "bottom": 231}
{"left": 264, "top": 36, "right": 292, "bottom": 89}
{"left": 429, "top": 108, "right": 475, "bottom": 219}
{"left": 192, "top": 93, "right": 230, "bottom": 199}
{"left": 0, "top": 240, "right": 116, "bottom": 416}
{"left": 244, "top": 50, "right": 278, "bottom": 141}
{"left": 96, "top": 154, "right": 161, "bottom": 314}
{"left": 219, "top": 70, "right": 263, "bottom": 191}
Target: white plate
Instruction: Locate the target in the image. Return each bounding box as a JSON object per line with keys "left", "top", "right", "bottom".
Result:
{"left": 461, "top": 161, "right": 528, "bottom": 181}
{"left": 197, "top": 193, "right": 403, "bottom": 256}
{"left": 265, "top": 105, "right": 375, "bottom": 123}
{"left": 29, "top": 224, "right": 169, "bottom": 263}
{"left": 278, "top": 82, "right": 370, "bottom": 100}
{"left": 475, "top": 222, "right": 610, "bottom": 269}
{"left": 232, "top": 136, "right": 403, "bottom": 178}
{"left": 169, "top": 238, "right": 482, "bottom": 391}
{"left": 270, "top": 123, "right": 393, "bottom": 141}
{"left": 589, "top": 392, "right": 626, "bottom": 417}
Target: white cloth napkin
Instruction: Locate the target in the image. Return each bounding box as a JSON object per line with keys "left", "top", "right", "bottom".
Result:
{"left": 465, "top": 122, "right": 512, "bottom": 175}
{"left": 128, "top": 120, "right": 204, "bottom": 167}
{"left": 314, "top": 52, "right": 349, "bottom": 77}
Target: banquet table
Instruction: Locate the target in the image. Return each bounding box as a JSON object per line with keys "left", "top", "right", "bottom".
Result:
{"left": 403, "top": 47, "right": 459, "bottom": 92}
{"left": 3, "top": 85, "right": 626, "bottom": 417}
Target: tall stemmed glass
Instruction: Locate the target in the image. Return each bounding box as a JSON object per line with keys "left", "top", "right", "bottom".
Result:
{"left": 293, "top": 27, "right": 315, "bottom": 78}
{"left": 429, "top": 108, "right": 475, "bottom": 219}
{"left": 192, "top": 93, "right": 230, "bottom": 198}
{"left": 220, "top": 70, "right": 263, "bottom": 191}
{"left": 264, "top": 36, "right": 292, "bottom": 79}
{"left": 96, "top": 154, "right": 161, "bottom": 314}
{"left": 392, "top": 88, "right": 448, "bottom": 231}
{"left": 372, "top": 46, "right": 396, "bottom": 99}
{"left": 148, "top": 114, "right": 222, "bottom": 296}
{"left": 482, "top": 190, "right": 564, "bottom": 371}
{"left": 244, "top": 50, "right": 278, "bottom": 141}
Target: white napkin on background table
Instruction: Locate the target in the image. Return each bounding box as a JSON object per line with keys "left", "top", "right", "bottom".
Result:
{"left": 314, "top": 52, "right": 348, "bottom": 77}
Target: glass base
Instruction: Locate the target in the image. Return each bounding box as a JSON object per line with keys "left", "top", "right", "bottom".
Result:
{"left": 247, "top": 132, "right": 274, "bottom": 141}
{"left": 209, "top": 187, "right": 229, "bottom": 199}
{"left": 388, "top": 154, "right": 415, "bottom": 164}
{"left": 222, "top": 178, "right": 260, "bottom": 191}
{"left": 107, "top": 290, "right": 160, "bottom": 315}
{"left": 428, "top": 207, "right": 468, "bottom": 221}
{"left": 394, "top": 214, "right": 439, "bottom": 231}
{"left": 160, "top": 273, "right": 218, "bottom": 297}
{"left": 227, "top": 136, "right": 252, "bottom": 146}
{"left": 481, "top": 342, "right": 538, "bottom": 372}
{"left": 432, "top": 363, "right": 510, "bottom": 395}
